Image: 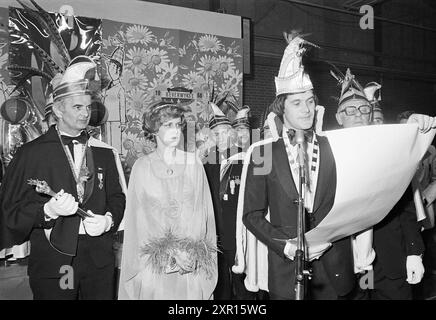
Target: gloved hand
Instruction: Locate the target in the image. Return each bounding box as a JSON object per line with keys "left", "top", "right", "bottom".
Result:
{"left": 407, "top": 114, "right": 436, "bottom": 133}
{"left": 173, "top": 249, "right": 196, "bottom": 275}
{"left": 44, "top": 189, "right": 78, "bottom": 219}
{"left": 406, "top": 255, "right": 425, "bottom": 284}
{"left": 83, "top": 210, "right": 109, "bottom": 237}
{"left": 284, "top": 239, "right": 332, "bottom": 261}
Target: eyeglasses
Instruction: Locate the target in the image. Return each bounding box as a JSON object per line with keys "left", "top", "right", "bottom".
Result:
{"left": 339, "top": 105, "right": 371, "bottom": 116}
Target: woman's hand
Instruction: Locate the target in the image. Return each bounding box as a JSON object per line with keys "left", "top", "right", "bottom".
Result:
{"left": 173, "top": 249, "right": 197, "bottom": 274}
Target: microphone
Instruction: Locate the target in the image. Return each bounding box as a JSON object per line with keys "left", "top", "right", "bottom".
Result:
{"left": 295, "top": 129, "right": 305, "bottom": 145}
{"left": 295, "top": 130, "right": 305, "bottom": 173}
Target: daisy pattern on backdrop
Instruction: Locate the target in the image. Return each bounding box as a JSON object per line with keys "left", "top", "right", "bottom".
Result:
{"left": 126, "top": 89, "right": 147, "bottom": 119}
{"left": 125, "top": 46, "right": 149, "bottom": 73}
{"left": 122, "top": 69, "right": 148, "bottom": 92}
{"left": 198, "top": 34, "right": 222, "bottom": 54}
{"left": 122, "top": 131, "right": 140, "bottom": 152}
{"left": 145, "top": 47, "right": 170, "bottom": 73}
{"left": 227, "top": 68, "right": 243, "bottom": 88}
{"left": 216, "top": 55, "right": 235, "bottom": 79}
{"left": 160, "top": 62, "right": 178, "bottom": 82}
{"left": 0, "top": 46, "right": 7, "bottom": 84}
{"left": 196, "top": 55, "right": 218, "bottom": 78}
{"left": 181, "top": 71, "right": 205, "bottom": 90}
{"left": 103, "top": 20, "right": 243, "bottom": 171}
{"left": 148, "top": 76, "right": 173, "bottom": 94}
{"left": 126, "top": 24, "right": 154, "bottom": 45}
{"left": 217, "top": 80, "right": 240, "bottom": 99}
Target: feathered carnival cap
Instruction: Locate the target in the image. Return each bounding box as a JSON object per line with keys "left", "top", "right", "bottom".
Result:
{"left": 52, "top": 55, "right": 97, "bottom": 102}
{"left": 208, "top": 102, "right": 231, "bottom": 130}
{"left": 232, "top": 105, "right": 250, "bottom": 129}
{"left": 275, "top": 31, "right": 317, "bottom": 96}
{"left": 335, "top": 68, "right": 369, "bottom": 107}
{"left": 363, "top": 81, "right": 382, "bottom": 106}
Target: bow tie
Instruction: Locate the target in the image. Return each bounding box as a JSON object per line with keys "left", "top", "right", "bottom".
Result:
{"left": 61, "top": 131, "right": 88, "bottom": 145}
{"left": 287, "top": 129, "right": 314, "bottom": 146}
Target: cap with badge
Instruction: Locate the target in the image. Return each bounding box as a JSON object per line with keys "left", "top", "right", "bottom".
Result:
{"left": 208, "top": 102, "right": 231, "bottom": 130}
{"left": 52, "top": 55, "right": 97, "bottom": 102}
{"left": 337, "top": 68, "right": 369, "bottom": 107}
{"left": 232, "top": 106, "right": 250, "bottom": 129}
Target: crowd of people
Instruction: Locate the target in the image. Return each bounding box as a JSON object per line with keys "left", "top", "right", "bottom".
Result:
{"left": 1, "top": 32, "right": 436, "bottom": 300}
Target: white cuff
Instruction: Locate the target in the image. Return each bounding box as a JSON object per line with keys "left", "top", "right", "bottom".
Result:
{"left": 284, "top": 242, "right": 295, "bottom": 260}
{"left": 104, "top": 212, "right": 113, "bottom": 232}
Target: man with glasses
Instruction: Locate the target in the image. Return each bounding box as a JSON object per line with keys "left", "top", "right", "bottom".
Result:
{"left": 335, "top": 71, "right": 372, "bottom": 129}
{"left": 335, "top": 70, "right": 425, "bottom": 300}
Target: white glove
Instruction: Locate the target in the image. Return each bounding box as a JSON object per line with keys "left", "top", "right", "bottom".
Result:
{"left": 406, "top": 255, "right": 425, "bottom": 284}
{"left": 83, "top": 210, "right": 110, "bottom": 237}
{"left": 352, "top": 229, "right": 376, "bottom": 274}
{"left": 44, "top": 189, "right": 78, "bottom": 219}
{"left": 284, "top": 239, "right": 332, "bottom": 261}
{"left": 407, "top": 114, "right": 436, "bottom": 133}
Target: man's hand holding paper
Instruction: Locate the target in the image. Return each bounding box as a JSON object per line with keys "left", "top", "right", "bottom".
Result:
{"left": 284, "top": 239, "right": 332, "bottom": 261}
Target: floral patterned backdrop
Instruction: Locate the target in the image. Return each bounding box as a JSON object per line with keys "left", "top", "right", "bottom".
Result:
{"left": 101, "top": 20, "right": 243, "bottom": 170}
{"left": 0, "top": 7, "right": 12, "bottom": 165}
{"left": 0, "top": 8, "right": 243, "bottom": 174}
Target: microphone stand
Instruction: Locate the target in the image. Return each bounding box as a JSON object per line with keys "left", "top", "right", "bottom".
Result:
{"left": 294, "top": 130, "right": 311, "bottom": 300}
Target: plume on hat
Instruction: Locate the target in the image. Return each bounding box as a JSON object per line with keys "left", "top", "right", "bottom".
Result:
{"left": 232, "top": 105, "right": 250, "bottom": 129}
{"left": 330, "top": 68, "right": 368, "bottom": 106}
{"left": 275, "top": 30, "right": 318, "bottom": 96}
{"left": 208, "top": 102, "right": 231, "bottom": 129}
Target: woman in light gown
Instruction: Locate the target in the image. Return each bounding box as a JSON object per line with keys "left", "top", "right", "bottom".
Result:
{"left": 118, "top": 101, "right": 218, "bottom": 300}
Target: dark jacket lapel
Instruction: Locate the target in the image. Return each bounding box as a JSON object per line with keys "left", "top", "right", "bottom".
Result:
{"left": 82, "top": 146, "right": 95, "bottom": 205}
{"left": 273, "top": 139, "right": 299, "bottom": 200}
{"left": 312, "top": 135, "right": 336, "bottom": 215}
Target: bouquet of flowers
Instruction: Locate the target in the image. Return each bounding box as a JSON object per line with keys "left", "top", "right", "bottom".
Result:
{"left": 140, "top": 229, "right": 219, "bottom": 278}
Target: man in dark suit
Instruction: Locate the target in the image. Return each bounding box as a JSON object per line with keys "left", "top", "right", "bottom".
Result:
{"left": 241, "top": 33, "right": 356, "bottom": 300}
{"left": 336, "top": 74, "right": 425, "bottom": 300}
{"left": 203, "top": 102, "right": 239, "bottom": 299}
{"left": 0, "top": 56, "right": 125, "bottom": 300}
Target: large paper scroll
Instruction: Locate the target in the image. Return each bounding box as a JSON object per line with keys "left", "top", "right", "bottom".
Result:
{"left": 306, "top": 124, "right": 436, "bottom": 246}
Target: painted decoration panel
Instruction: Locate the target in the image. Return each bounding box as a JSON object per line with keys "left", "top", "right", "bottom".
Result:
{"left": 102, "top": 20, "right": 243, "bottom": 172}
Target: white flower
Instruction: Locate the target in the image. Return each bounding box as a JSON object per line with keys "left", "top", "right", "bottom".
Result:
{"left": 198, "top": 34, "right": 222, "bottom": 53}
{"left": 126, "top": 25, "right": 154, "bottom": 45}
{"left": 0, "top": 52, "right": 7, "bottom": 69}
{"left": 125, "top": 47, "right": 149, "bottom": 73}
{"left": 126, "top": 90, "right": 148, "bottom": 119}
{"left": 141, "top": 136, "right": 156, "bottom": 154}
{"left": 181, "top": 71, "right": 205, "bottom": 90}
{"left": 159, "top": 62, "right": 178, "bottom": 82}
{"left": 145, "top": 48, "right": 170, "bottom": 72}
{"left": 122, "top": 69, "right": 148, "bottom": 92}
{"left": 196, "top": 55, "right": 218, "bottom": 78}
{"left": 122, "top": 131, "right": 140, "bottom": 151}
{"left": 218, "top": 82, "right": 240, "bottom": 99}
{"left": 148, "top": 77, "right": 171, "bottom": 95}
{"left": 216, "top": 55, "right": 235, "bottom": 78}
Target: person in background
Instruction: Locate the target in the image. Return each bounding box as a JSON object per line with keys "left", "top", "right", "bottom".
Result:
{"left": 336, "top": 72, "right": 427, "bottom": 300}
{"left": 203, "top": 102, "right": 237, "bottom": 299}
